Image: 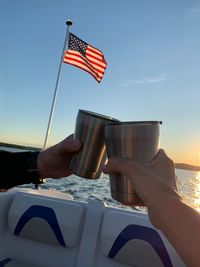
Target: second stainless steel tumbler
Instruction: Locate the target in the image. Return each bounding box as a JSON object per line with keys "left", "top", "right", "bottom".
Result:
{"left": 105, "top": 121, "right": 161, "bottom": 206}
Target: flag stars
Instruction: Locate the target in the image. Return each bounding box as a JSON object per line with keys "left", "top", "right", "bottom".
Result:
{"left": 69, "top": 33, "right": 87, "bottom": 56}
{"left": 64, "top": 32, "right": 107, "bottom": 82}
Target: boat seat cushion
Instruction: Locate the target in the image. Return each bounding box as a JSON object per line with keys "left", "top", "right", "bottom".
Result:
{"left": 100, "top": 210, "right": 173, "bottom": 267}
{"left": 0, "top": 258, "right": 42, "bottom": 267}
{"left": 8, "top": 193, "right": 84, "bottom": 248}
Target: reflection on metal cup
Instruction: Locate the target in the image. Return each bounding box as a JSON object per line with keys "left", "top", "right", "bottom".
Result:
{"left": 69, "top": 110, "right": 119, "bottom": 179}
{"left": 105, "top": 121, "right": 162, "bottom": 206}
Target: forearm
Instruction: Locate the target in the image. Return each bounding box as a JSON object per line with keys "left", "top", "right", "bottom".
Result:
{"left": 0, "top": 151, "right": 42, "bottom": 189}
{"left": 150, "top": 193, "right": 200, "bottom": 267}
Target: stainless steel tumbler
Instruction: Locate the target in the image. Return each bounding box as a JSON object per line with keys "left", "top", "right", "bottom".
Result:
{"left": 69, "top": 110, "right": 119, "bottom": 179}
{"left": 105, "top": 121, "right": 161, "bottom": 206}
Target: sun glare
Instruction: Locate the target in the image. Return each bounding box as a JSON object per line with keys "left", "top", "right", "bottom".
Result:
{"left": 193, "top": 172, "right": 200, "bottom": 212}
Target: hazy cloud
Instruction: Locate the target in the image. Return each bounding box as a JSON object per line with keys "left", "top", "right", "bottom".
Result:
{"left": 121, "top": 74, "right": 168, "bottom": 87}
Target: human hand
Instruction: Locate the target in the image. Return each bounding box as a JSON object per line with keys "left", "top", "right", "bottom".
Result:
{"left": 37, "top": 135, "right": 81, "bottom": 179}
{"left": 103, "top": 149, "right": 181, "bottom": 227}
{"left": 104, "top": 151, "right": 200, "bottom": 266}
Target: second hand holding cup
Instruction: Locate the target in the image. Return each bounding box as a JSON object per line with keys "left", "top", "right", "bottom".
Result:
{"left": 105, "top": 121, "right": 162, "bottom": 206}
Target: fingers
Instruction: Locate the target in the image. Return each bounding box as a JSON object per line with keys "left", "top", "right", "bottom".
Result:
{"left": 58, "top": 135, "right": 82, "bottom": 153}
{"left": 103, "top": 157, "right": 160, "bottom": 204}
{"left": 103, "top": 149, "right": 177, "bottom": 197}
{"left": 146, "top": 149, "right": 174, "bottom": 169}
{"left": 103, "top": 157, "right": 124, "bottom": 174}
{"left": 148, "top": 149, "right": 168, "bottom": 164}
{"left": 158, "top": 148, "right": 167, "bottom": 156}
{"left": 103, "top": 157, "right": 146, "bottom": 180}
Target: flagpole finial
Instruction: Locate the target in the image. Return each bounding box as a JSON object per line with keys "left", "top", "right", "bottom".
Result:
{"left": 66, "top": 20, "right": 73, "bottom": 26}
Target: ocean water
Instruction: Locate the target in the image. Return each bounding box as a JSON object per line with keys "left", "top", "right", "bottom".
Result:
{"left": 34, "top": 169, "right": 200, "bottom": 213}
{"left": 1, "top": 146, "right": 200, "bottom": 212}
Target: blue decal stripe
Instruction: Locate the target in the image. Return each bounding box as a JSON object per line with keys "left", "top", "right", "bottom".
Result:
{"left": 0, "top": 258, "right": 12, "bottom": 267}
{"left": 14, "top": 205, "right": 66, "bottom": 247}
{"left": 108, "top": 224, "right": 173, "bottom": 267}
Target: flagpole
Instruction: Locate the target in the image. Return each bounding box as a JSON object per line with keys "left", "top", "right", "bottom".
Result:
{"left": 43, "top": 20, "right": 73, "bottom": 149}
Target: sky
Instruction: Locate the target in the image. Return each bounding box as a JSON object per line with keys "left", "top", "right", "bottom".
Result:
{"left": 0, "top": 0, "right": 200, "bottom": 165}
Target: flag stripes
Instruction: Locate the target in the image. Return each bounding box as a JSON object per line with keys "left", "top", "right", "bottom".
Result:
{"left": 63, "top": 33, "right": 107, "bottom": 82}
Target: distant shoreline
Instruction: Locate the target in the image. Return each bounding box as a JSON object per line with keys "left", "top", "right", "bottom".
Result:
{"left": 0, "top": 142, "right": 41, "bottom": 151}
{"left": 1, "top": 143, "right": 200, "bottom": 171}
{"left": 175, "top": 163, "right": 200, "bottom": 172}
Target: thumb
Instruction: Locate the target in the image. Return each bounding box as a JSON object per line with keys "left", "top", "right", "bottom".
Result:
{"left": 103, "top": 157, "right": 143, "bottom": 177}
{"left": 103, "top": 157, "right": 156, "bottom": 186}
{"left": 57, "top": 135, "right": 82, "bottom": 154}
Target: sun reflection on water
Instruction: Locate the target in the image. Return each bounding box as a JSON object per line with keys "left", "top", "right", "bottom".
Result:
{"left": 193, "top": 172, "right": 200, "bottom": 212}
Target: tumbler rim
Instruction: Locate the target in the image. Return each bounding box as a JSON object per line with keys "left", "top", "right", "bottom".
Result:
{"left": 105, "top": 120, "right": 162, "bottom": 126}
{"left": 79, "top": 109, "right": 119, "bottom": 122}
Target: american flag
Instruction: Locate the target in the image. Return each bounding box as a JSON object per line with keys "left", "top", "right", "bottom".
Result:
{"left": 63, "top": 33, "right": 107, "bottom": 83}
